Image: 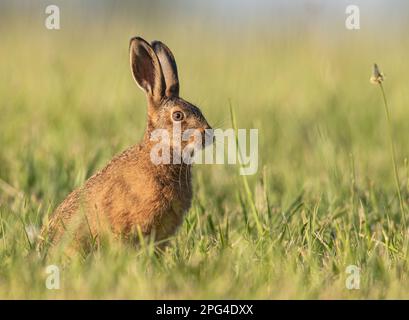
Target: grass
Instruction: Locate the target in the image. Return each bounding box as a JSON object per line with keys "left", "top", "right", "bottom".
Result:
{"left": 1, "top": 3, "right": 409, "bottom": 299}
{"left": 377, "top": 80, "right": 406, "bottom": 225}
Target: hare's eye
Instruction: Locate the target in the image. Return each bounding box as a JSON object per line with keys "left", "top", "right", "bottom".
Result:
{"left": 172, "top": 111, "right": 184, "bottom": 122}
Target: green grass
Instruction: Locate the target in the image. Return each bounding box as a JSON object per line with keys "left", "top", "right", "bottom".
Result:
{"left": 1, "top": 4, "right": 409, "bottom": 299}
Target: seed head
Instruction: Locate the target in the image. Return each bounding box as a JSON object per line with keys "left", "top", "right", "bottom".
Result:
{"left": 370, "top": 63, "right": 384, "bottom": 84}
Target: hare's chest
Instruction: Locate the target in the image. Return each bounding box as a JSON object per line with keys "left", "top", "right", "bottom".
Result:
{"left": 153, "top": 184, "right": 192, "bottom": 240}
{"left": 169, "top": 188, "right": 192, "bottom": 217}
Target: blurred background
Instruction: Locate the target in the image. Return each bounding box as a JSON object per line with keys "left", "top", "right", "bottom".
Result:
{"left": 1, "top": 0, "right": 409, "bottom": 210}
{"left": 2, "top": 0, "right": 409, "bottom": 299}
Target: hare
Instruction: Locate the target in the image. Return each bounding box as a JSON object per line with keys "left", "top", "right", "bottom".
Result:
{"left": 40, "top": 37, "right": 212, "bottom": 251}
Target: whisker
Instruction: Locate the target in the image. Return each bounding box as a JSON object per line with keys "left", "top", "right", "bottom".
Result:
{"left": 211, "top": 118, "right": 230, "bottom": 129}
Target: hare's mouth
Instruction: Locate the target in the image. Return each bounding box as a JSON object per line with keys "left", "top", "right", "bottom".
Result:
{"left": 183, "top": 129, "right": 214, "bottom": 149}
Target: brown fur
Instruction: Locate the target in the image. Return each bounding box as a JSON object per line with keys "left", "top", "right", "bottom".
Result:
{"left": 40, "top": 37, "right": 211, "bottom": 251}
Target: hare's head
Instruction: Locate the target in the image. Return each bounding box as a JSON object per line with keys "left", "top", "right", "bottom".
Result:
{"left": 130, "top": 37, "right": 212, "bottom": 152}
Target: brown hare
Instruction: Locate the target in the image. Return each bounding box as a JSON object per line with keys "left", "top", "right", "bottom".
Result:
{"left": 40, "top": 37, "right": 212, "bottom": 251}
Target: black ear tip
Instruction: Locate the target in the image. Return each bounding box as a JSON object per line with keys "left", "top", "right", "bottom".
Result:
{"left": 151, "top": 41, "right": 163, "bottom": 51}
{"left": 129, "top": 36, "right": 141, "bottom": 45}
{"left": 129, "top": 36, "right": 151, "bottom": 50}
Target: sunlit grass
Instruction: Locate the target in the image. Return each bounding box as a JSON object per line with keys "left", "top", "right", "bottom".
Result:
{"left": 1, "top": 10, "right": 409, "bottom": 299}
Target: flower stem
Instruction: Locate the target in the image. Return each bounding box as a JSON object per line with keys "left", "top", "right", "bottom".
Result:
{"left": 379, "top": 83, "right": 406, "bottom": 226}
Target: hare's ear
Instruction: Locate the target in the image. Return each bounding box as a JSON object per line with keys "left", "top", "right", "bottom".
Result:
{"left": 129, "top": 37, "right": 165, "bottom": 104}
{"left": 151, "top": 41, "right": 179, "bottom": 98}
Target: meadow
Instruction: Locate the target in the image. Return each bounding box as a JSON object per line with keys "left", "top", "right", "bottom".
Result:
{"left": 1, "top": 2, "right": 409, "bottom": 299}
